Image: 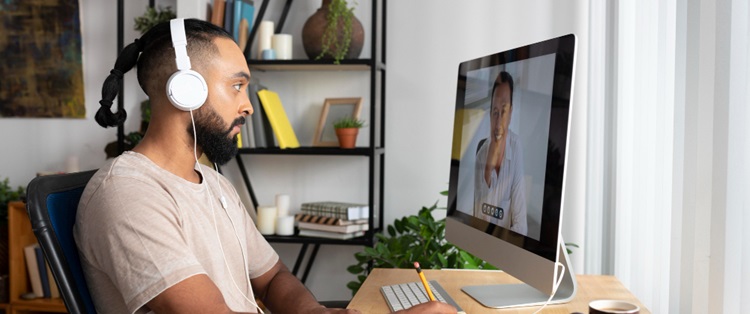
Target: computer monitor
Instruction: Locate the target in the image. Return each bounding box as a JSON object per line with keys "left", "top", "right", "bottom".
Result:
{"left": 445, "top": 33, "right": 577, "bottom": 308}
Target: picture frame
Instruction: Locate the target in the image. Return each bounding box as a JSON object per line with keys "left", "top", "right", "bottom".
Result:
{"left": 313, "top": 97, "right": 363, "bottom": 146}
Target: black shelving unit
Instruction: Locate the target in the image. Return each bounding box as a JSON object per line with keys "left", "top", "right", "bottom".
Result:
{"left": 117, "top": 0, "right": 387, "bottom": 285}
{"left": 232, "top": 0, "right": 387, "bottom": 284}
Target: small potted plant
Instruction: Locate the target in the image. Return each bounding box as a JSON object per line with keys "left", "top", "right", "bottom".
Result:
{"left": 333, "top": 117, "right": 365, "bottom": 149}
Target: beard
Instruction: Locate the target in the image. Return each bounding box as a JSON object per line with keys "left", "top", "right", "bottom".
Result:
{"left": 188, "top": 106, "right": 245, "bottom": 165}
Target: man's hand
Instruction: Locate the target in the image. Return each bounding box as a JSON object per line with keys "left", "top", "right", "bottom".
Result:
{"left": 396, "top": 301, "right": 457, "bottom": 314}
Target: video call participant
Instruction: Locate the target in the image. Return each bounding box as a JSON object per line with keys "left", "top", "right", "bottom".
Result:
{"left": 75, "top": 18, "right": 455, "bottom": 314}
{"left": 473, "top": 71, "right": 528, "bottom": 235}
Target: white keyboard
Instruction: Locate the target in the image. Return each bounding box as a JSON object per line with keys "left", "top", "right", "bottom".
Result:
{"left": 380, "top": 280, "right": 464, "bottom": 313}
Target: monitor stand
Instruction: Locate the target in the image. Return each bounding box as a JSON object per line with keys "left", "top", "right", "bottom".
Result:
{"left": 460, "top": 241, "right": 577, "bottom": 309}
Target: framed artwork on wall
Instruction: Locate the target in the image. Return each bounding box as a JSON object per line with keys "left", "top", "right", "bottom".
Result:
{"left": 313, "top": 97, "right": 363, "bottom": 146}
{"left": 0, "top": 0, "right": 85, "bottom": 118}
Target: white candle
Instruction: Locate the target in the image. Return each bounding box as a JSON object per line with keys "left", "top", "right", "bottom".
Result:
{"left": 257, "top": 21, "right": 274, "bottom": 59}
{"left": 275, "top": 194, "right": 290, "bottom": 217}
{"left": 276, "top": 216, "right": 295, "bottom": 236}
{"left": 271, "top": 34, "right": 293, "bottom": 60}
{"left": 256, "top": 206, "right": 277, "bottom": 235}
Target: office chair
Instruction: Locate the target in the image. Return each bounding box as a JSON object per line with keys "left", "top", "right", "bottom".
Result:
{"left": 26, "top": 170, "right": 97, "bottom": 314}
{"left": 25, "top": 170, "right": 350, "bottom": 312}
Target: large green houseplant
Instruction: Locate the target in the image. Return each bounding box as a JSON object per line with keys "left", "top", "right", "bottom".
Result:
{"left": 346, "top": 199, "right": 496, "bottom": 295}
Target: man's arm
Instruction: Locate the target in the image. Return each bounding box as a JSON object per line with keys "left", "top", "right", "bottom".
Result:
{"left": 251, "top": 260, "right": 355, "bottom": 314}
{"left": 145, "top": 261, "right": 356, "bottom": 314}
{"left": 252, "top": 260, "right": 457, "bottom": 314}
{"left": 147, "top": 274, "right": 253, "bottom": 314}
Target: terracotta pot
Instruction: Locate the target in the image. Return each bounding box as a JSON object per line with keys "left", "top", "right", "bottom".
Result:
{"left": 302, "top": 0, "right": 365, "bottom": 61}
{"left": 335, "top": 128, "right": 359, "bottom": 148}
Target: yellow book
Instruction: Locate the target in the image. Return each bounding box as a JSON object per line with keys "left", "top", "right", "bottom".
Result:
{"left": 256, "top": 90, "right": 300, "bottom": 149}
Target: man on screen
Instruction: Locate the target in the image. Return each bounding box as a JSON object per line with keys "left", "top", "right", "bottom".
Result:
{"left": 473, "top": 71, "right": 528, "bottom": 235}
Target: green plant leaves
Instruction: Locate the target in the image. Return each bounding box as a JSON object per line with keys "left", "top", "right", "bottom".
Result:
{"left": 0, "top": 178, "right": 25, "bottom": 223}
{"left": 345, "top": 195, "right": 578, "bottom": 295}
{"left": 316, "top": 0, "right": 356, "bottom": 64}
{"left": 346, "top": 201, "right": 497, "bottom": 296}
{"left": 134, "top": 6, "right": 176, "bottom": 35}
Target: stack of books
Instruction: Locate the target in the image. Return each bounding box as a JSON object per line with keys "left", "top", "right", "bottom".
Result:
{"left": 24, "top": 243, "right": 60, "bottom": 299}
{"left": 296, "top": 201, "right": 370, "bottom": 240}
{"left": 210, "top": 0, "right": 255, "bottom": 51}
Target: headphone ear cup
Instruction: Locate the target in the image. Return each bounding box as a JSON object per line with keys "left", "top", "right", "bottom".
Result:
{"left": 167, "top": 69, "right": 208, "bottom": 111}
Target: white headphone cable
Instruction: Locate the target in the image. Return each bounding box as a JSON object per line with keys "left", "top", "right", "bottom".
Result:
{"left": 190, "top": 110, "right": 264, "bottom": 313}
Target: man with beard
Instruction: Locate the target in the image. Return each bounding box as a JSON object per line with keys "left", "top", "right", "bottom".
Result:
{"left": 75, "top": 19, "right": 455, "bottom": 314}
{"left": 473, "top": 71, "right": 528, "bottom": 235}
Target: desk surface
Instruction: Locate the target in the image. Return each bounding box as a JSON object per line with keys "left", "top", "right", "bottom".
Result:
{"left": 348, "top": 268, "right": 650, "bottom": 314}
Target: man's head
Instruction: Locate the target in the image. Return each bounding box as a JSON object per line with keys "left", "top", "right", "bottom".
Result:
{"left": 96, "top": 19, "right": 253, "bottom": 165}
{"left": 490, "top": 71, "right": 514, "bottom": 142}
{"left": 135, "top": 19, "right": 229, "bottom": 101}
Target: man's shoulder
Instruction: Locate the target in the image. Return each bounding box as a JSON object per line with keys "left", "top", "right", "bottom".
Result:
{"left": 88, "top": 153, "right": 162, "bottom": 189}
{"left": 81, "top": 153, "right": 174, "bottom": 208}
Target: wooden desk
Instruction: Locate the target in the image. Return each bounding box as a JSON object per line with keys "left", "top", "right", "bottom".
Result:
{"left": 348, "top": 268, "right": 649, "bottom": 314}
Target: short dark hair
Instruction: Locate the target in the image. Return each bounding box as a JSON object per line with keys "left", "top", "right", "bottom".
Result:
{"left": 491, "top": 71, "right": 514, "bottom": 108}
{"left": 95, "top": 19, "right": 232, "bottom": 128}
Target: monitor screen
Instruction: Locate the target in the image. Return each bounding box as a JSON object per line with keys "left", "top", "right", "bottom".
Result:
{"left": 445, "top": 34, "right": 576, "bottom": 307}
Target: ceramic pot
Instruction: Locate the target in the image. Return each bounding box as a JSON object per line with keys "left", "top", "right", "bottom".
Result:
{"left": 335, "top": 128, "right": 359, "bottom": 148}
{"left": 302, "top": 0, "right": 364, "bottom": 60}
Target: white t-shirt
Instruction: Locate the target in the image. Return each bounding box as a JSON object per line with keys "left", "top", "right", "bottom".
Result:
{"left": 473, "top": 132, "right": 528, "bottom": 235}
{"left": 74, "top": 151, "right": 278, "bottom": 313}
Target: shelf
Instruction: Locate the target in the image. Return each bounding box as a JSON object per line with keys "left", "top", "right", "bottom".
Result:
{"left": 8, "top": 201, "right": 68, "bottom": 313}
{"left": 9, "top": 298, "right": 67, "bottom": 312}
{"left": 247, "top": 59, "right": 385, "bottom": 72}
{"left": 237, "top": 146, "right": 384, "bottom": 156}
{"left": 264, "top": 231, "right": 377, "bottom": 246}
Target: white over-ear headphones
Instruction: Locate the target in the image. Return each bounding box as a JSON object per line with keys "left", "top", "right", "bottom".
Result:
{"left": 167, "top": 18, "right": 208, "bottom": 111}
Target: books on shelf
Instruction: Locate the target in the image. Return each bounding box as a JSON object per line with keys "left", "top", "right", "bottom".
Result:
{"left": 257, "top": 89, "right": 300, "bottom": 149}
{"left": 23, "top": 243, "right": 59, "bottom": 298}
{"left": 300, "top": 201, "right": 369, "bottom": 220}
{"left": 294, "top": 213, "right": 367, "bottom": 226}
{"left": 35, "top": 246, "right": 51, "bottom": 298}
{"left": 298, "top": 229, "right": 366, "bottom": 240}
{"left": 210, "top": 0, "right": 226, "bottom": 27}
{"left": 298, "top": 221, "right": 368, "bottom": 234}
{"left": 249, "top": 83, "right": 276, "bottom": 148}
{"left": 223, "top": 0, "right": 235, "bottom": 35}
{"left": 24, "top": 243, "right": 43, "bottom": 297}
{"left": 234, "top": 0, "right": 254, "bottom": 45}
{"left": 212, "top": 0, "right": 254, "bottom": 48}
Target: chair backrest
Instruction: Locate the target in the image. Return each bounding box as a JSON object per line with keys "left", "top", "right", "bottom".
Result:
{"left": 26, "top": 170, "right": 98, "bottom": 314}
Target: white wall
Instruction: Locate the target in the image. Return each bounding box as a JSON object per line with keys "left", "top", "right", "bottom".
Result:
{"left": 0, "top": 0, "right": 588, "bottom": 302}
{"left": 385, "top": 0, "right": 588, "bottom": 270}
{"left": 0, "top": 0, "right": 148, "bottom": 187}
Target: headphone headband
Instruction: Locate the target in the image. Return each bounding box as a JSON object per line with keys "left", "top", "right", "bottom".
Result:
{"left": 170, "top": 19, "right": 191, "bottom": 71}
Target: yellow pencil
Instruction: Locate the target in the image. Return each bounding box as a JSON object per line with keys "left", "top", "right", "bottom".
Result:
{"left": 414, "top": 262, "right": 436, "bottom": 301}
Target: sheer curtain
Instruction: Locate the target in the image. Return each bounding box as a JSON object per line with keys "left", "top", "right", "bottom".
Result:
{"left": 587, "top": 0, "right": 749, "bottom": 312}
